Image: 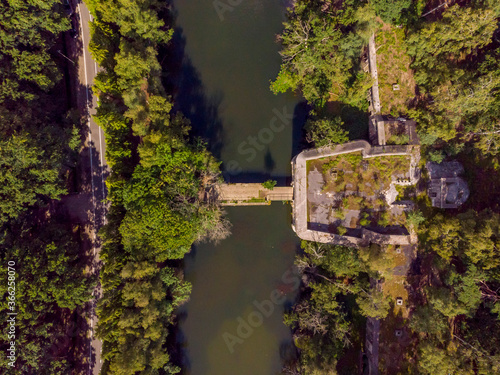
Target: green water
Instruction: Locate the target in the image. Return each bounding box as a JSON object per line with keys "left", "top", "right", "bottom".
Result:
{"left": 172, "top": 1, "right": 305, "bottom": 374}
{"left": 180, "top": 206, "right": 300, "bottom": 375}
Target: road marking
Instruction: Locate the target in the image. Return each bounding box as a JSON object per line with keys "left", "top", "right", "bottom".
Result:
{"left": 86, "top": 18, "right": 107, "bottom": 225}
{"left": 78, "top": 4, "right": 100, "bottom": 374}
{"left": 77, "top": 3, "right": 97, "bottom": 236}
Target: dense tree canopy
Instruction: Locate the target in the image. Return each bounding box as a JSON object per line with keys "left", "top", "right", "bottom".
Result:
{"left": 283, "top": 241, "right": 395, "bottom": 373}
{"left": 412, "top": 208, "right": 500, "bottom": 374}
{"left": 0, "top": 0, "right": 76, "bottom": 224}
{"left": 0, "top": 0, "right": 69, "bottom": 100}
{"left": 305, "top": 115, "right": 349, "bottom": 147}
{"left": 274, "top": 1, "right": 500, "bottom": 373}
{"left": 271, "top": 0, "right": 373, "bottom": 107}
{"left": 86, "top": 0, "right": 229, "bottom": 372}
{"left": 0, "top": 1, "right": 93, "bottom": 373}
{"left": 0, "top": 217, "right": 94, "bottom": 374}
{"left": 371, "top": 0, "right": 412, "bottom": 25}
{"left": 407, "top": 1, "right": 500, "bottom": 154}
{"left": 0, "top": 136, "right": 66, "bottom": 226}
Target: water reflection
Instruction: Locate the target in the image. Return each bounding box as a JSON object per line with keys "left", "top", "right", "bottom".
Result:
{"left": 169, "top": 1, "right": 306, "bottom": 374}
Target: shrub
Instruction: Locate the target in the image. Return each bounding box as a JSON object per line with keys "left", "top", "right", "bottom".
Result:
{"left": 337, "top": 226, "right": 347, "bottom": 235}
{"left": 262, "top": 179, "right": 277, "bottom": 190}
{"left": 387, "top": 134, "right": 410, "bottom": 145}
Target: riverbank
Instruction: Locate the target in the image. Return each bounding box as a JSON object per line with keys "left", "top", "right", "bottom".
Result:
{"left": 171, "top": 0, "right": 306, "bottom": 373}
{"left": 85, "top": 0, "right": 229, "bottom": 372}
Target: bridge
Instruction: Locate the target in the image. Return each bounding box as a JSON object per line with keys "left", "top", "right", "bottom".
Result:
{"left": 216, "top": 183, "right": 293, "bottom": 206}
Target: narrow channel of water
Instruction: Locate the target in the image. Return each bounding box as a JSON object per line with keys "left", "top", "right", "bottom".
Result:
{"left": 170, "top": 1, "right": 306, "bottom": 374}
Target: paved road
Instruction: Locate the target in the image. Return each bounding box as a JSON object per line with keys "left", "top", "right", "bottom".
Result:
{"left": 74, "top": 2, "right": 107, "bottom": 374}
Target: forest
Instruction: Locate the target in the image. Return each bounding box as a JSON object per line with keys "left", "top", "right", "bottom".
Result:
{"left": 1, "top": 0, "right": 499, "bottom": 374}
{"left": 0, "top": 0, "right": 94, "bottom": 373}
{"left": 273, "top": 0, "right": 500, "bottom": 374}
{"left": 85, "top": 0, "right": 229, "bottom": 373}
{"left": 0, "top": 0, "right": 229, "bottom": 373}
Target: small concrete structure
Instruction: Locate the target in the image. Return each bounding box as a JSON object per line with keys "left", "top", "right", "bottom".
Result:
{"left": 216, "top": 183, "right": 293, "bottom": 206}
{"left": 426, "top": 161, "right": 469, "bottom": 209}
{"left": 369, "top": 115, "right": 419, "bottom": 147}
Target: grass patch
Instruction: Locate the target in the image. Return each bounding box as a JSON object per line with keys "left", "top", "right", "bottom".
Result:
{"left": 395, "top": 184, "right": 415, "bottom": 200}
{"left": 244, "top": 198, "right": 266, "bottom": 203}
{"left": 322, "top": 154, "right": 410, "bottom": 194}
{"left": 387, "top": 134, "right": 410, "bottom": 145}
{"left": 375, "top": 26, "right": 415, "bottom": 115}
{"left": 322, "top": 152, "right": 363, "bottom": 172}
{"left": 311, "top": 153, "right": 412, "bottom": 230}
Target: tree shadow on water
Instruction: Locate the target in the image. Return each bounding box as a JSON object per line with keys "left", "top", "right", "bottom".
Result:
{"left": 264, "top": 147, "right": 276, "bottom": 173}
{"left": 291, "top": 100, "right": 310, "bottom": 158}
{"left": 160, "top": 25, "right": 225, "bottom": 160}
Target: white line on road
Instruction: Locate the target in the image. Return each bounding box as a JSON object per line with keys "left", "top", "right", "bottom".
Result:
{"left": 78, "top": 5, "right": 99, "bottom": 375}
{"left": 77, "top": 3, "right": 97, "bottom": 241}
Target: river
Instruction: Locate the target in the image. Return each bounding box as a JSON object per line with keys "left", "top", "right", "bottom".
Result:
{"left": 169, "top": 1, "right": 306, "bottom": 374}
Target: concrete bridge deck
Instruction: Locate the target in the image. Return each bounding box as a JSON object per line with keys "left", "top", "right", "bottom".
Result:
{"left": 217, "top": 183, "right": 293, "bottom": 206}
